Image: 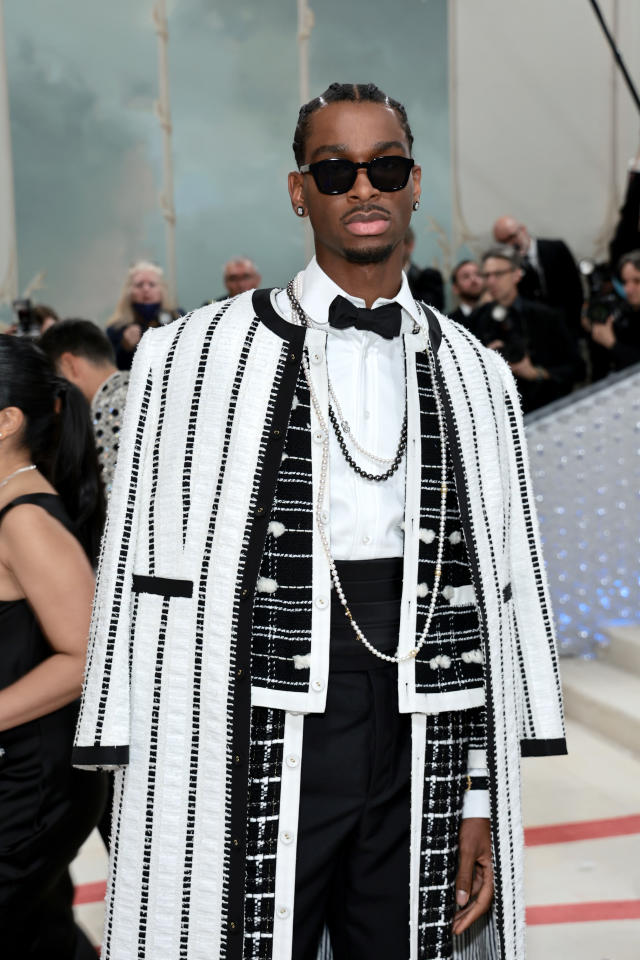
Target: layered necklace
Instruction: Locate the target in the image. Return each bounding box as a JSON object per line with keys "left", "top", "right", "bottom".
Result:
{"left": 285, "top": 276, "right": 449, "bottom": 664}
{"left": 0, "top": 464, "right": 37, "bottom": 490}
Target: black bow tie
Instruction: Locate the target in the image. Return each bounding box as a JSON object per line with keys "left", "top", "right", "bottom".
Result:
{"left": 327, "top": 295, "right": 402, "bottom": 339}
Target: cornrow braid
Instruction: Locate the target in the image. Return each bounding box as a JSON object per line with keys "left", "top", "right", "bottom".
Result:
{"left": 292, "top": 82, "right": 414, "bottom": 167}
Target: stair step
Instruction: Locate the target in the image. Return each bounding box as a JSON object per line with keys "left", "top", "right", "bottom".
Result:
{"left": 599, "top": 624, "right": 640, "bottom": 676}
{"left": 560, "top": 658, "right": 640, "bottom": 757}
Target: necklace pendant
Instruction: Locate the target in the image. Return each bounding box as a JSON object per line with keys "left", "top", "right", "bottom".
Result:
{"left": 341, "top": 421, "right": 350, "bottom": 434}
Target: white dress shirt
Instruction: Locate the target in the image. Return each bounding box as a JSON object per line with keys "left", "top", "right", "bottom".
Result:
{"left": 275, "top": 257, "right": 416, "bottom": 561}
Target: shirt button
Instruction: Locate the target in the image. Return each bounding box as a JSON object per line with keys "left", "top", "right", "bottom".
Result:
{"left": 319, "top": 509, "right": 329, "bottom": 524}
{"left": 362, "top": 534, "right": 371, "bottom": 545}
{"left": 311, "top": 678, "right": 325, "bottom": 692}
{"left": 280, "top": 830, "right": 294, "bottom": 845}
{"left": 310, "top": 350, "right": 323, "bottom": 365}
{"left": 313, "top": 429, "right": 325, "bottom": 444}
{"left": 285, "top": 754, "right": 300, "bottom": 769}
{"left": 276, "top": 905, "right": 291, "bottom": 920}
{"left": 314, "top": 596, "right": 328, "bottom": 609}
{"left": 364, "top": 410, "right": 371, "bottom": 419}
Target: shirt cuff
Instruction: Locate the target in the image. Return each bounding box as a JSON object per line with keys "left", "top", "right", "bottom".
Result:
{"left": 462, "top": 788, "right": 490, "bottom": 819}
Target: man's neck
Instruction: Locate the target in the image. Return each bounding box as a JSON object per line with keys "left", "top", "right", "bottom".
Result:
{"left": 460, "top": 295, "right": 480, "bottom": 308}
{"left": 315, "top": 246, "right": 404, "bottom": 308}
{"left": 497, "top": 292, "right": 518, "bottom": 309}
{"left": 88, "top": 364, "right": 118, "bottom": 404}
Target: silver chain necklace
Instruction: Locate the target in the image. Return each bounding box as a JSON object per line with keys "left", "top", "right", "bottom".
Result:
{"left": 285, "top": 276, "right": 449, "bottom": 664}
{"left": 0, "top": 464, "right": 37, "bottom": 490}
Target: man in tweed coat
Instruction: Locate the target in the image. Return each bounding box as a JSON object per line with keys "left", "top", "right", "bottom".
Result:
{"left": 74, "top": 84, "right": 566, "bottom": 960}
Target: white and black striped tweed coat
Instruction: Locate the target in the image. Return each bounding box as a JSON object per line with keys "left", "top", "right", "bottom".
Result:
{"left": 73, "top": 289, "right": 566, "bottom": 960}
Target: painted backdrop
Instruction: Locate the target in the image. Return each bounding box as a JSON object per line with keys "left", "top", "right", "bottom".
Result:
{"left": 2, "top": 0, "right": 451, "bottom": 324}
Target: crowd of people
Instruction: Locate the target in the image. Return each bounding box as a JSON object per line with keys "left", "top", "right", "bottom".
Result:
{"left": 0, "top": 131, "right": 639, "bottom": 957}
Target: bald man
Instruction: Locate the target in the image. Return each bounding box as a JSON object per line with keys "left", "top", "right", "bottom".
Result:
{"left": 492, "top": 215, "right": 583, "bottom": 339}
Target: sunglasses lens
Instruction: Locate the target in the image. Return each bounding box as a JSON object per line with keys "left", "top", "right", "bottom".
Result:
{"left": 369, "top": 157, "right": 413, "bottom": 191}
{"left": 312, "top": 160, "right": 356, "bottom": 195}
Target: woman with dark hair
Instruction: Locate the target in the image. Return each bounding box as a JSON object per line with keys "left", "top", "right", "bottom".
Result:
{"left": 0, "top": 334, "right": 107, "bottom": 958}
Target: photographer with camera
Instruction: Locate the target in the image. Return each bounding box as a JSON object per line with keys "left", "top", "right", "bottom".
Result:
{"left": 585, "top": 250, "right": 640, "bottom": 379}
{"left": 473, "top": 246, "right": 584, "bottom": 413}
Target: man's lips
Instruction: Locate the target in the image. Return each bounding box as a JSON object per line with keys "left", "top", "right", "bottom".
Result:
{"left": 343, "top": 213, "right": 391, "bottom": 237}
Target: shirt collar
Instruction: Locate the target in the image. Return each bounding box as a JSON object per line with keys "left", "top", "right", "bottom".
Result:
{"left": 290, "top": 256, "right": 422, "bottom": 334}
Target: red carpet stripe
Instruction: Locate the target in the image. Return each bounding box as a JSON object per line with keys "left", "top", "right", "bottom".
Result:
{"left": 524, "top": 813, "right": 640, "bottom": 846}
{"left": 74, "top": 880, "right": 107, "bottom": 905}
{"left": 527, "top": 900, "right": 640, "bottom": 925}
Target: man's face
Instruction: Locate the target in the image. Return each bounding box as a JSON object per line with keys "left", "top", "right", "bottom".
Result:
{"left": 224, "top": 260, "right": 260, "bottom": 297}
{"left": 482, "top": 257, "right": 520, "bottom": 306}
{"left": 493, "top": 218, "right": 530, "bottom": 256}
{"left": 289, "top": 101, "right": 421, "bottom": 268}
{"left": 453, "top": 262, "right": 484, "bottom": 303}
{"left": 621, "top": 262, "right": 640, "bottom": 308}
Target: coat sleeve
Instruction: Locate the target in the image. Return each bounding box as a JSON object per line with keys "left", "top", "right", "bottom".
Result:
{"left": 498, "top": 358, "right": 567, "bottom": 757}
{"left": 72, "top": 333, "right": 158, "bottom": 769}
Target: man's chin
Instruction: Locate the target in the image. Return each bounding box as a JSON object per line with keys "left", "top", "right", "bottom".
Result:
{"left": 342, "top": 243, "right": 395, "bottom": 265}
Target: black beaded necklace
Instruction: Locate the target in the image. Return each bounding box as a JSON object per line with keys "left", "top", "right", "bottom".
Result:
{"left": 327, "top": 402, "right": 407, "bottom": 482}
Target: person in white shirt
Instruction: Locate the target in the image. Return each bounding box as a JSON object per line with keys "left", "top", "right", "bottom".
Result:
{"left": 73, "top": 83, "right": 565, "bottom": 960}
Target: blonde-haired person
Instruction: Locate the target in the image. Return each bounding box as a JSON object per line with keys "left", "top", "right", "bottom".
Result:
{"left": 106, "top": 261, "right": 181, "bottom": 370}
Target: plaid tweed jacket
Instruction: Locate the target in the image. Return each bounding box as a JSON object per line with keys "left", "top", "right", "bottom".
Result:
{"left": 73, "top": 287, "right": 565, "bottom": 960}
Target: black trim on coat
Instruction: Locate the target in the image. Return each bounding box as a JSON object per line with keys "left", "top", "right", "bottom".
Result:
{"left": 224, "top": 295, "right": 306, "bottom": 959}
{"left": 521, "top": 737, "right": 568, "bottom": 757}
{"left": 503, "top": 582, "right": 512, "bottom": 602}
{"left": 424, "top": 308, "right": 507, "bottom": 957}
{"left": 72, "top": 745, "right": 130, "bottom": 766}
{"left": 132, "top": 574, "right": 193, "bottom": 598}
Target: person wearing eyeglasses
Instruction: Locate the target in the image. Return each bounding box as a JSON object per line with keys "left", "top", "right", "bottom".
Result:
{"left": 73, "top": 83, "right": 565, "bottom": 960}
{"left": 492, "top": 215, "right": 583, "bottom": 341}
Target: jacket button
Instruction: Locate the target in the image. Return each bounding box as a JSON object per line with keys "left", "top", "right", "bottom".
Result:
{"left": 256, "top": 505, "right": 266, "bottom": 517}
{"left": 229, "top": 919, "right": 240, "bottom": 934}
{"left": 240, "top": 588, "right": 249, "bottom": 599}
{"left": 272, "top": 428, "right": 281, "bottom": 439}
{"left": 288, "top": 351, "right": 297, "bottom": 363}
{"left": 234, "top": 753, "right": 242, "bottom": 766}
{"left": 232, "top": 837, "right": 240, "bottom": 848}
{"left": 236, "top": 667, "right": 245, "bottom": 679}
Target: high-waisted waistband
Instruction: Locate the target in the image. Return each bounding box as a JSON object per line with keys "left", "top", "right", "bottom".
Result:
{"left": 330, "top": 558, "right": 403, "bottom": 670}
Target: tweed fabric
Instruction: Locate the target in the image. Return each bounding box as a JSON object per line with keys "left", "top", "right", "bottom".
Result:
{"left": 251, "top": 367, "right": 312, "bottom": 691}
{"left": 244, "top": 708, "right": 286, "bottom": 959}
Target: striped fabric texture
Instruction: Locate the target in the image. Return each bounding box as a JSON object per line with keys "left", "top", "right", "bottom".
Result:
{"left": 72, "top": 291, "right": 565, "bottom": 960}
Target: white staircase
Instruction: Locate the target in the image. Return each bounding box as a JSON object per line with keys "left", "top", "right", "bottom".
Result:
{"left": 560, "top": 624, "right": 640, "bottom": 757}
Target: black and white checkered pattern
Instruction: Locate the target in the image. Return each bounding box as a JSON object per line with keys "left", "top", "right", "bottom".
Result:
{"left": 251, "top": 367, "right": 313, "bottom": 691}
{"left": 244, "top": 708, "right": 285, "bottom": 959}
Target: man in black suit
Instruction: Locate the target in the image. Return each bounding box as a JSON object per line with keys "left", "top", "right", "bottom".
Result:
{"left": 474, "top": 246, "right": 584, "bottom": 414}
{"left": 402, "top": 226, "right": 444, "bottom": 310}
{"left": 449, "top": 259, "right": 485, "bottom": 329}
{"left": 609, "top": 149, "right": 640, "bottom": 270}
{"left": 492, "top": 215, "right": 584, "bottom": 340}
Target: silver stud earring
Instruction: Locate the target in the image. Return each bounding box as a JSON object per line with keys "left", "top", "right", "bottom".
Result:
{"left": 413, "top": 200, "right": 420, "bottom": 211}
{"left": 296, "top": 206, "right": 305, "bottom": 217}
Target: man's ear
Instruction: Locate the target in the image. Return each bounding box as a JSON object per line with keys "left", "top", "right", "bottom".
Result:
{"left": 411, "top": 163, "right": 422, "bottom": 206}
{"left": 288, "top": 170, "right": 306, "bottom": 216}
{"left": 58, "top": 352, "right": 77, "bottom": 380}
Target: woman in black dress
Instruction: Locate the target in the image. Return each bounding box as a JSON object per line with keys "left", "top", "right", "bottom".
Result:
{"left": 0, "top": 335, "right": 107, "bottom": 958}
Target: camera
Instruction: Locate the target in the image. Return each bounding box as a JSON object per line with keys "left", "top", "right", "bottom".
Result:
{"left": 11, "top": 299, "right": 41, "bottom": 339}
{"left": 579, "top": 259, "right": 622, "bottom": 325}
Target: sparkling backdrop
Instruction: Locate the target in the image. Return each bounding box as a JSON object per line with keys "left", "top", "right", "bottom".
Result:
{"left": 525, "top": 364, "right": 640, "bottom": 658}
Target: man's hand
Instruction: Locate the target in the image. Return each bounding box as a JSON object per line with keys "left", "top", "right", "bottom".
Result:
{"left": 509, "top": 354, "right": 546, "bottom": 381}
{"left": 453, "top": 817, "right": 494, "bottom": 936}
{"left": 591, "top": 315, "right": 616, "bottom": 350}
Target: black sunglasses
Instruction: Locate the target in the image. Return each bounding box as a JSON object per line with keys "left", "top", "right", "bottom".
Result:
{"left": 299, "top": 156, "right": 415, "bottom": 195}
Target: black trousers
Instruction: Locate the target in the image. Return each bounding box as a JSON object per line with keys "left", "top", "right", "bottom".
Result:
{"left": 292, "top": 664, "right": 411, "bottom": 960}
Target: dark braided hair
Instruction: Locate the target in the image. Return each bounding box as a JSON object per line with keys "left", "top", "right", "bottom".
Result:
{"left": 292, "top": 83, "right": 414, "bottom": 167}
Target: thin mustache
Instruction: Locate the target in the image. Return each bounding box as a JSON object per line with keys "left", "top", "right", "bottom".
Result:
{"left": 341, "top": 204, "right": 390, "bottom": 223}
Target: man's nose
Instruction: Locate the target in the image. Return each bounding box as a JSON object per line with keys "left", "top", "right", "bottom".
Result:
{"left": 349, "top": 167, "right": 379, "bottom": 200}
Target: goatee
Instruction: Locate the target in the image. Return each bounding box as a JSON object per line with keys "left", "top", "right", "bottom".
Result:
{"left": 343, "top": 243, "right": 394, "bottom": 265}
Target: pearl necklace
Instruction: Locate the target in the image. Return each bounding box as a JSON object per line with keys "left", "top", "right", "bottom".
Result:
{"left": 0, "top": 464, "right": 37, "bottom": 489}
{"left": 327, "top": 378, "right": 402, "bottom": 466}
{"left": 285, "top": 277, "right": 449, "bottom": 664}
